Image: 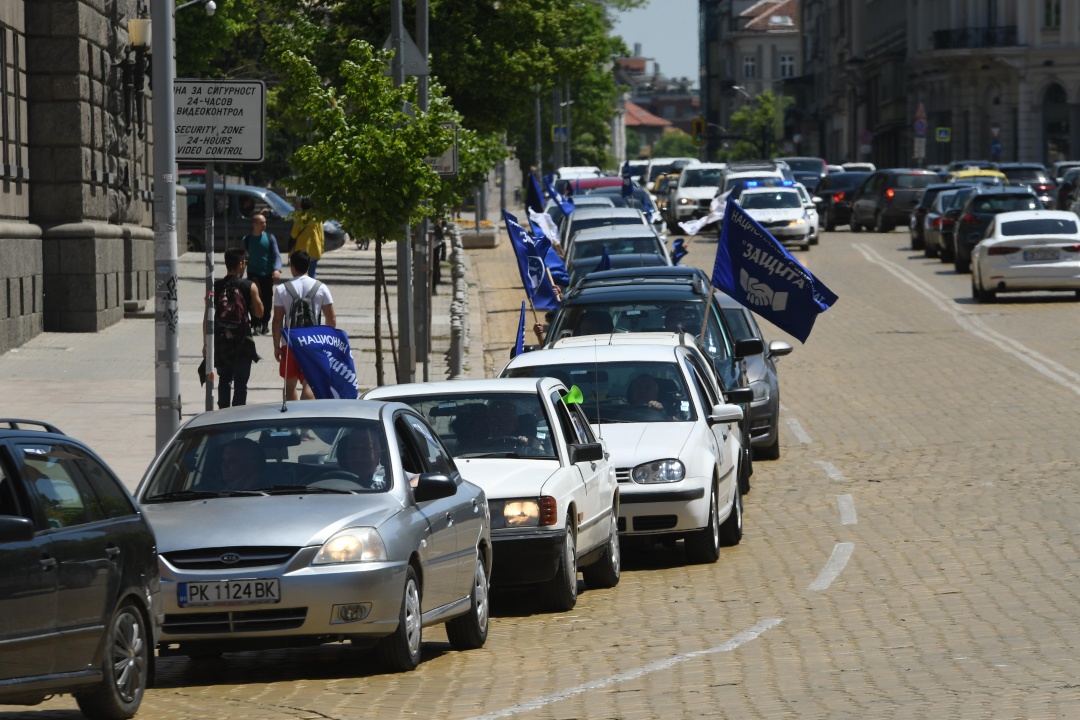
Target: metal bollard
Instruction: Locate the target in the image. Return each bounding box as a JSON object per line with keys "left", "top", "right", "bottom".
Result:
{"left": 446, "top": 223, "right": 467, "bottom": 379}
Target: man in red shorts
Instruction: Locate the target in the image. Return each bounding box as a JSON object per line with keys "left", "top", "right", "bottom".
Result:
{"left": 271, "top": 250, "right": 337, "bottom": 400}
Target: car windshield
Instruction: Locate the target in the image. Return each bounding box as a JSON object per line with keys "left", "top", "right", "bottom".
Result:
{"left": 1001, "top": 168, "right": 1049, "bottom": 184}
{"left": 740, "top": 192, "right": 802, "bottom": 210}
{"left": 1000, "top": 218, "right": 1079, "bottom": 236}
{"left": 970, "top": 196, "right": 1040, "bottom": 213}
{"left": 896, "top": 174, "right": 938, "bottom": 189}
{"left": 587, "top": 187, "right": 657, "bottom": 212}
{"left": 569, "top": 237, "right": 661, "bottom": 262}
{"left": 825, "top": 173, "right": 869, "bottom": 191}
{"left": 681, "top": 168, "right": 722, "bottom": 187}
{"left": 379, "top": 393, "right": 556, "bottom": 459}
{"left": 934, "top": 191, "right": 959, "bottom": 210}
{"left": 649, "top": 164, "right": 675, "bottom": 181}
{"left": 782, "top": 159, "right": 825, "bottom": 174}
{"left": 947, "top": 189, "right": 975, "bottom": 209}
{"left": 568, "top": 216, "right": 643, "bottom": 240}
{"left": 261, "top": 189, "right": 295, "bottom": 217}
{"left": 504, "top": 361, "right": 696, "bottom": 424}
{"left": 141, "top": 418, "right": 392, "bottom": 501}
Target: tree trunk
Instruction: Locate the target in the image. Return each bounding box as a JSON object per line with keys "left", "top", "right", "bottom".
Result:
{"left": 374, "top": 237, "right": 384, "bottom": 386}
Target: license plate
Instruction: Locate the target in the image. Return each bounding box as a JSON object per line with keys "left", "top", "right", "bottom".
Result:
{"left": 178, "top": 579, "right": 280, "bottom": 607}
{"left": 1023, "top": 249, "right": 1059, "bottom": 262}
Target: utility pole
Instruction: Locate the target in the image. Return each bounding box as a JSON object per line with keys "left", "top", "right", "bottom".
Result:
{"left": 151, "top": 0, "right": 180, "bottom": 449}
{"left": 203, "top": 162, "right": 215, "bottom": 411}
{"left": 390, "top": 0, "right": 416, "bottom": 383}
{"left": 534, "top": 84, "right": 542, "bottom": 176}
{"left": 413, "top": 0, "right": 430, "bottom": 381}
{"left": 552, "top": 85, "right": 562, "bottom": 171}
{"left": 564, "top": 78, "right": 573, "bottom": 167}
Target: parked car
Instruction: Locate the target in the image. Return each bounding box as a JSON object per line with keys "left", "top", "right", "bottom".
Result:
{"left": 947, "top": 168, "right": 1007, "bottom": 186}
{"left": 909, "top": 183, "right": 956, "bottom": 251}
{"left": 560, "top": 207, "right": 653, "bottom": 250}
{"left": 136, "top": 401, "right": 491, "bottom": 671}
{"left": 996, "top": 163, "right": 1055, "bottom": 207}
{"left": 923, "top": 188, "right": 961, "bottom": 259}
{"left": 564, "top": 225, "right": 670, "bottom": 277}
{"left": 971, "top": 210, "right": 1080, "bottom": 302}
{"left": 736, "top": 186, "right": 813, "bottom": 250}
{"left": 567, "top": 252, "right": 669, "bottom": 287}
{"left": 1050, "top": 160, "right": 1080, "bottom": 185}
{"left": 0, "top": 419, "right": 160, "bottom": 719}
{"left": 951, "top": 186, "right": 1042, "bottom": 273}
{"left": 947, "top": 159, "right": 997, "bottom": 172}
{"left": 185, "top": 183, "right": 347, "bottom": 253}
{"left": 774, "top": 156, "right": 828, "bottom": 191}
{"left": 849, "top": 169, "right": 940, "bottom": 232}
{"left": 841, "top": 162, "right": 876, "bottom": 172}
{"left": 669, "top": 163, "right": 725, "bottom": 224}
{"left": 1054, "top": 167, "right": 1080, "bottom": 211}
{"left": 502, "top": 338, "right": 746, "bottom": 563}
{"left": 363, "top": 378, "right": 621, "bottom": 611}
{"left": 713, "top": 296, "right": 793, "bottom": 460}
{"left": 793, "top": 182, "right": 822, "bottom": 244}
{"left": 814, "top": 171, "right": 871, "bottom": 230}
{"left": 935, "top": 185, "right": 980, "bottom": 263}
{"left": 719, "top": 160, "right": 787, "bottom": 195}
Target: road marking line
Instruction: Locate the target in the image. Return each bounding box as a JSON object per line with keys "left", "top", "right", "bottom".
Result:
{"left": 836, "top": 494, "right": 857, "bottom": 525}
{"left": 464, "top": 618, "right": 784, "bottom": 720}
{"left": 814, "top": 460, "right": 844, "bottom": 481}
{"left": 808, "top": 542, "right": 855, "bottom": 591}
{"left": 854, "top": 244, "right": 1080, "bottom": 397}
{"left": 785, "top": 417, "right": 812, "bottom": 444}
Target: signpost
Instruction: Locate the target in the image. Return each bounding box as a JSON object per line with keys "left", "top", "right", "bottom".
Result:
{"left": 913, "top": 102, "right": 927, "bottom": 166}
{"left": 175, "top": 79, "right": 266, "bottom": 410}
{"left": 426, "top": 123, "right": 458, "bottom": 177}
{"left": 936, "top": 127, "right": 952, "bottom": 142}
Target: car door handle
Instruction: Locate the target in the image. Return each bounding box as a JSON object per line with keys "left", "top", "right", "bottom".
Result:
{"left": 590, "top": 462, "right": 597, "bottom": 471}
{"left": 472, "top": 498, "right": 480, "bottom": 514}
{"left": 446, "top": 512, "right": 454, "bottom": 527}
{"left": 105, "top": 545, "right": 121, "bottom": 559}
{"left": 40, "top": 556, "right": 57, "bottom": 570}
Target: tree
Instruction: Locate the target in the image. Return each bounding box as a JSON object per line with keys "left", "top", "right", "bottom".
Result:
{"left": 652, "top": 130, "right": 698, "bottom": 159}
{"left": 625, "top": 128, "right": 643, "bottom": 159}
{"left": 726, "top": 90, "right": 794, "bottom": 161}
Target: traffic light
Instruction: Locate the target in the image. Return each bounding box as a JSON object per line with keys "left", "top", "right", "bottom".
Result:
{"left": 691, "top": 118, "right": 705, "bottom": 147}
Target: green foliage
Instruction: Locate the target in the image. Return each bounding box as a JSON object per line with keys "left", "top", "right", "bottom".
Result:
{"left": 175, "top": 0, "right": 261, "bottom": 80}
{"left": 726, "top": 90, "right": 794, "bottom": 161}
{"left": 625, "top": 128, "right": 643, "bottom": 159}
{"left": 651, "top": 130, "right": 698, "bottom": 159}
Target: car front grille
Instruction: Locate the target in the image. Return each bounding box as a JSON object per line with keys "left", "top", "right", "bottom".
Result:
{"left": 615, "top": 468, "right": 632, "bottom": 483}
{"left": 698, "top": 199, "right": 711, "bottom": 208}
{"left": 761, "top": 220, "right": 791, "bottom": 229}
{"left": 633, "top": 515, "right": 679, "bottom": 532}
{"left": 164, "top": 607, "right": 308, "bottom": 634}
{"left": 163, "top": 546, "right": 300, "bottom": 570}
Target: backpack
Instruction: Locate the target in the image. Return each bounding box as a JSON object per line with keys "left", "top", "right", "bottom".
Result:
{"left": 284, "top": 280, "right": 323, "bottom": 328}
{"left": 216, "top": 277, "right": 249, "bottom": 341}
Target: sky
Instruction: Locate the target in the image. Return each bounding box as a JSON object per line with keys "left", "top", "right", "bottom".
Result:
{"left": 610, "top": 0, "right": 700, "bottom": 84}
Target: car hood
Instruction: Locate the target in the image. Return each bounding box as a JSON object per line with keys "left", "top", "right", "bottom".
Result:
{"left": 676, "top": 187, "right": 717, "bottom": 201}
{"left": 744, "top": 208, "right": 805, "bottom": 222}
{"left": 143, "top": 494, "right": 405, "bottom": 552}
{"left": 593, "top": 422, "right": 694, "bottom": 467}
{"left": 454, "top": 459, "right": 561, "bottom": 499}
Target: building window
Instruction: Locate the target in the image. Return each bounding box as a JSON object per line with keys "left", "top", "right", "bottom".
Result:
{"left": 1044, "top": 0, "right": 1061, "bottom": 28}
{"left": 743, "top": 56, "right": 756, "bottom": 80}
{"left": 780, "top": 55, "right": 795, "bottom": 78}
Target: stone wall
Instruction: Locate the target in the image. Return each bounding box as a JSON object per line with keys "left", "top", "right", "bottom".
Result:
{"left": 0, "top": 221, "right": 43, "bottom": 354}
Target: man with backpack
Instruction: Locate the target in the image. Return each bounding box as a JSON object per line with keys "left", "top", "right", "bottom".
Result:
{"left": 272, "top": 250, "right": 337, "bottom": 400}
{"left": 204, "top": 248, "right": 264, "bottom": 408}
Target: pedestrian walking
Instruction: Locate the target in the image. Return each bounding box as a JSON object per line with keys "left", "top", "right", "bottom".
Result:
{"left": 272, "top": 250, "right": 337, "bottom": 401}
{"left": 242, "top": 213, "right": 282, "bottom": 335}
{"left": 205, "top": 247, "right": 263, "bottom": 409}
{"left": 290, "top": 197, "right": 325, "bottom": 279}
{"left": 432, "top": 217, "right": 447, "bottom": 292}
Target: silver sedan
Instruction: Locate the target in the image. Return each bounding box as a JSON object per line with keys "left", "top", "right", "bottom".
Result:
{"left": 135, "top": 400, "right": 491, "bottom": 672}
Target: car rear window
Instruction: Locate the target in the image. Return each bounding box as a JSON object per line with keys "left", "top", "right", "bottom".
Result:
{"left": 782, "top": 159, "right": 826, "bottom": 174}
{"left": 971, "top": 196, "right": 1040, "bottom": 213}
{"left": 1001, "top": 168, "right": 1050, "bottom": 184}
{"left": 895, "top": 174, "right": 938, "bottom": 189}
{"left": 1000, "top": 218, "right": 1079, "bottom": 236}
{"left": 739, "top": 192, "right": 802, "bottom": 210}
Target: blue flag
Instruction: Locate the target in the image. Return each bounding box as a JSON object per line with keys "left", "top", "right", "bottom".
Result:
{"left": 712, "top": 201, "right": 838, "bottom": 343}
{"left": 672, "top": 238, "right": 688, "bottom": 265}
{"left": 511, "top": 301, "right": 526, "bottom": 358}
{"left": 543, "top": 174, "right": 574, "bottom": 216}
{"left": 526, "top": 172, "right": 546, "bottom": 214}
{"left": 502, "top": 210, "right": 561, "bottom": 312}
{"left": 281, "top": 327, "right": 359, "bottom": 399}
{"left": 593, "top": 247, "right": 612, "bottom": 274}
{"left": 533, "top": 233, "right": 570, "bottom": 287}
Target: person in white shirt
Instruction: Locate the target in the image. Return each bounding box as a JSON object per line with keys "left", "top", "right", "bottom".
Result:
{"left": 271, "top": 250, "right": 337, "bottom": 400}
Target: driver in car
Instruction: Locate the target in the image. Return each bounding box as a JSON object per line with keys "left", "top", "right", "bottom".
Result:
{"left": 337, "top": 427, "right": 388, "bottom": 489}
{"left": 459, "top": 401, "right": 539, "bottom": 454}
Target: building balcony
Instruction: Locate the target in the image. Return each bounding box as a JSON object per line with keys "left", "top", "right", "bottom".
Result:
{"left": 932, "top": 26, "right": 1017, "bottom": 50}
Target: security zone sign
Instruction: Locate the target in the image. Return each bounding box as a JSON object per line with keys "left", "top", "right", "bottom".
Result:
{"left": 174, "top": 80, "right": 266, "bottom": 163}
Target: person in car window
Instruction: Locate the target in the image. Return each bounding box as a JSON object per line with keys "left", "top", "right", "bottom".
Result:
{"left": 220, "top": 438, "right": 266, "bottom": 491}
{"left": 338, "top": 427, "right": 390, "bottom": 489}
{"left": 664, "top": 307, "right": 695, "bottom": 333}
{"left": 626, "top": 374, "right": 665, "bottom": 413}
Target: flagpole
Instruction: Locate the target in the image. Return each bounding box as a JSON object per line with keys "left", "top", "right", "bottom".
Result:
{"left": 697, "top": 285, "right": 714, "bottom": 349}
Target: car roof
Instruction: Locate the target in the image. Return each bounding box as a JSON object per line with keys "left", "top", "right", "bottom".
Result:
{"left": 573, "top": 265, "right": 705, "bottom": 286}
{"left": 971, "top": 185, "right": 1036, "bottom": 194}
{"left": 567, "top": 207, "right": 646, "bottom": 220}
{"left": 995, "top": 163, "right": 1047, "bottom": 169}
{"left": 570, "top": 225, "right": 660, "bottom": 242}
{"left": 505, "top": 342, "right": 683, "bottom": 369}
{"left": 363, "top": 377, "right": 560, "bottom": 399}
{"left": 0, "top": 418, "right": 74, "bottom": 443}
{"left": 552, "top": 332, "right": 704, "bottom": 351}
{"left": 740, "top": 186, "right": 800, "bottom": 195}
{"left": 684, "top": 162, "right": 726, "bottom": 170}
{"left": 951, "top": 168, "right": 1007, "bottom": 178}
{"left": 180, "top": 400, "right": 393, "bottom": 430}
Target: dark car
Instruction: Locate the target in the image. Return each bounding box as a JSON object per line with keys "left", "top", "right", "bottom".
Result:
{"left": 1054, "top": 167, "right": 1080, "bottom": 211}
{"left": 850, "top": 169, "right": 940, "bottom": 232}
{"left": 185, "top": 183, "right": 347, "bottom": 254}
{"left": 774, "top": 157, "right": 828, "bottom": 191}
{"left": 923, "top": 188, "right": 961, "bottom": 259}
{"left": 997, "top": 163, "right": 1055, "bottom": 208}
{"left": 542, "top": 266, "right": 762, "bottom": 493}
{"left": 947, "top": 160, "right": 998, "bottom": 172}
{"left": 813, "top": 171, "right": 871, "bottom": 230}
{"left": 932, "top": 185, "right": 980, "bottom": 263}
{"left": 951, "top": 186, "right": 1042, "bottom": 273}
{"left": 0, "top": 419, "right": 160, "bottom": 719}
{"left": 908, "top": 183, "right": 956, "bottom": 251}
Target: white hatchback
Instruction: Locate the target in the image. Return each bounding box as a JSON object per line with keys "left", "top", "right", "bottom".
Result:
{"left": 363, "top": 378, "right": 620, "bottom": 611}
{"left": 501, "top": 341, "right": 745, "bottom": 564}
{"left": 971, "top": 210, "right": 1080, "bottom": 302}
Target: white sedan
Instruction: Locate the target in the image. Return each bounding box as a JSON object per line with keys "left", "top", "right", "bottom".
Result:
{"left": 971, "top": 210, "right": 1080, "bottom": 302}
{"left": 501, "top": 338, "right": 745, "bottom": 565}
{"left": 363, "top": 377, "right": 620, "bottom": 612}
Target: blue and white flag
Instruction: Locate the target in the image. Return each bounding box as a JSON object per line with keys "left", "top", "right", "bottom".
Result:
{"left": 281, "top": 327, "right": 359, "bottom": 399}
{"left": 543, "top": 174, "right": 574, "bottom": 216}
{"left": 503, "top": 210, "right": 560, "bottom": 312}
{"left": 593, "top": 247, "right": 612, "bottom": 274}
{"left": 712, "top": 201, "right": 838, "bottom": 343}
{"left": 534, "top": 234, "right": 570, "bottom": 287}
{"left": 511, "top": 301, "right": 527, "bottom": 358}
{"left": 672, "top": 238, "right": 688, "bottom": 265}
{"left": 526, "top": 172, "right": 546, "bottom": 214}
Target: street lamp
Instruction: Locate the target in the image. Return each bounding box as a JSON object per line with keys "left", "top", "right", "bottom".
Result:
{"left": 176, "top": 0, "right": 217, "bottom": 15}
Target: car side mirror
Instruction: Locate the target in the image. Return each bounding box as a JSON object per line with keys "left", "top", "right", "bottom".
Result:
{"left": 723, "top": 387, "right": 754, "bottom": 405}
{"left": 734, "top": 338, "right": 764, "bottom": 359}
{"left": 568, "top": 442, "right": 604, "bottom": 464}
{"left": 413, "top": 473, "right": 457, "bottom": 502}
{"left": 709, "top": 403, "right": 744, "bottom": 424}
{"left": 812, "top": 196, "right": 823, "bottom": 204}
{"left": 0, "top": 515, "right": 35, "bottom": 543}
{"left": 768, "top": 340, "right": 794, "bottom": 358}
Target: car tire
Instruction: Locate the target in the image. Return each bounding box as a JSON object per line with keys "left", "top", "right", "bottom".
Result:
{"left": 717, "top": 481, "right": 743, "bottom": 547}
{"left": 445, "top": 553, "right": 490, "bottom": 651}
{"left": 924, "top": 240, "right": 938, "bottom": 258}
{"left": 911, "top": 232, "right": 924, "bottom": 251}
{"left": 75, "top": 602, "right": 149, "bottom": 720}
{"left": 972, "top": 276, "right": 996, "bottom": 303}
{"left": 755, "top": 433, "right": 781, "bottom": 461}
{"left": 376, "top": 565, "right": 422, "bottom": 672}
{"left": 541, "top": 518, "right": 578, "bottom": 611}
{"left": 737, "top": 448, "right": 752, "bottom": 494}
{"left": 850, "top": 219, "right": 862, "bottom": 232}
{"left": 954, "top": 248, "right": 970, "bottom": 274}
{"left": 685, "top": 482, "right": 721, "bottom": 564}
{"left": 940, "top": 240, "right": 955, "bottom": 263}
{"left": 825, "top": 213, "right": 836, "bottom": 232}
{"left": 874, "top": 211, "right": 887, "bottom": 233}
{"left": 582, "top": 509, "right": 621, "bottom": 589}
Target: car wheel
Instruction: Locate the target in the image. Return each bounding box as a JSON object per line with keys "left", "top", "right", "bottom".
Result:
{"left": 376, "top": 565, "right": 422, "bottom": 672}
{"left": 825, "top": 213, "right": 836, "bottom": 232}
{"left": 954, "top": 248, "right": 970, "bottom": 274}
{"left": 717, "top": 481, "right": 743, "bottom": 547}
{"left": 582, "top": 509, "right": 621, "bottom": 589}
{"left": 737, "top": 448, "right": 752, "bottom": 494}
{"left": 924, "top": 240, "right": 938, "bottom": 258}
{"left": 940, "top": 240, "right": 955, "bottom": 263}
{"left": 755, "top": 433, "right": 781, "bottom": 461}
{"left": 445, "top": 552, "right": 490, "bottom": 650}
{"left": 972, "top": 276, "right": 996, "bottom": 303}
{"left": 850, "top": 219, "right": 862, "bottom": 232}
{"left": 911, "top": 231, "right": 924, "bottom": 251}
{"left": 541, "top": 517, "right": 578, "bottom": 611}
{"left": 874, "top": 211, "right": 887, "bottom": 233}
{"left": 75, "top": 602, "right": 149, "bottom": 720}
{"left": 685, "top": 482, "right": 721, "bottom": 564}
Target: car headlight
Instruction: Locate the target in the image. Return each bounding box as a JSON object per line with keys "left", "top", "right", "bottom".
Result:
{"left": 489, "top": 497, "right": 558, "bottom": 528}
{"left": 313, "top": 527, "right": 387, "bottom": 565}
{"left": 787, "top": 218, "right": 806, "bottom": 227}
{"left": 679, "top": 198, "right": 695, "bottom": 205}
{"left": 751, "top": 379, "right": 769, "bottom": 402}
{"left": 632, "top": 459, "right": 685, "bottom": 484}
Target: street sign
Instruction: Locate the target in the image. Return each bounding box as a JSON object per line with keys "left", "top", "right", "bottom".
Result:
{"left": 914, "top": 102, "right": 927, "bottom": 120}
{"left": 914, "top": 118, "right": 928, "bottom": 137}
{"left": 551, "top": 124, "right": 568, "bottom": 141}
{"left": 936, "top": 127, "right": 952, "bottom": 142}
{"left": 914, "top": 137, "right": 927, "bottom": 159}
{"left": 425, "top": 123, "right": 458, "bottom": 178}
{"left": 382, "top": 28, "right": 429, "bottom": 77}
{"left": 858, "top": 130, "right": 873, "bottom": 145}
{"left": 174, "top": 80, "right": 266, "bottom": 163}
{"left": 990, "top": 122, "right": 1001, "bottom": 139}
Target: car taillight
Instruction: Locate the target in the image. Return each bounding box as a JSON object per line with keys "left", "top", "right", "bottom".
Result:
{"left": 834, "top": 191, "right": 845, "bottom": 202}
{"left": 942, "top": 218, "right": 956, "bottom": 228}
{"left": 961, "top": 213, "right": 978, "bottom": 224}
{"left": 885, "top": 188, "right": 895, "bottom": 201}
{"left": 931, "top": 217, "right": 942, "bottom": 228}
{"left": 987, "top": 246, "right": 1020, "bottom": 255}
{"left": 1035, "top": 184, "right": 1054, "bottom": 192}
{"left": 1063, "top": 245, "right": 1080, "bottom": 253}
